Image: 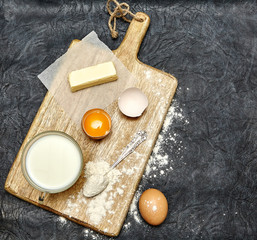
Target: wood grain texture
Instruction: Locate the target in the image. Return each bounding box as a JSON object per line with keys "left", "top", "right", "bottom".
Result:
{"left": 4, "top": 12, "right": 177, "bottom": 237}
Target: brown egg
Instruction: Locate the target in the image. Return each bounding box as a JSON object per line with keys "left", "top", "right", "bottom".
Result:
{"left": 139, "top": 188, "right": 168, "bottom": 225}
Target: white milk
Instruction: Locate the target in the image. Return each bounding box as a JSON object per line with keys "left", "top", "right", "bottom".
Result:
{"left": 25, "top": 134, "right": 82, "bottom": 191}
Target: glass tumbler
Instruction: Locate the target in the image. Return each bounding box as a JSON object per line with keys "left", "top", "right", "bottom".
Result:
{"left": 21, "top": 131, "right": 83, "bottom": 203}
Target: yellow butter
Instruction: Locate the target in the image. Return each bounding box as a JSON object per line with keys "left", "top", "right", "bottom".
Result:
{"left": 68, "top": 61, "right": 118, "bottom": 92}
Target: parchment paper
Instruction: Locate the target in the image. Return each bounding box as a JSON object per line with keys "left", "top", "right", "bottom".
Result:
{"left": 38, "top": 31, "right": 136, "bottom": 126}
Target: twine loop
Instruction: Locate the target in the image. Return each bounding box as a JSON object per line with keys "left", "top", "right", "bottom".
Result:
{"left": 106, "top": 0, "right": 143, "bottom": 38}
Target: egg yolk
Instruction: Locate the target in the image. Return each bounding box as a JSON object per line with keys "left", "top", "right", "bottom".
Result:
{"left": 83, "top": 109, "right": 111, "bottom": 138}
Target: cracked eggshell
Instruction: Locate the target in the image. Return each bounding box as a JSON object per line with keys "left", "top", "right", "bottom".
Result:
{"left": 118, "top": 87, "right": 148, "bottom": 117}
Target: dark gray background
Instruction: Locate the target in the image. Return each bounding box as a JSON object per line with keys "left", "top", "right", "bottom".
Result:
{"left": 1, "top": 0, "right": 257, "bottom": 239}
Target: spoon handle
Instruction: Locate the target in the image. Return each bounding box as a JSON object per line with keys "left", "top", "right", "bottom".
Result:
{"left": 110, "top": 130, "right": 147, "bottom": 170}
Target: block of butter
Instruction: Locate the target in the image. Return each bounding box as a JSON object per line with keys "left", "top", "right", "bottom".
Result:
{"left": 68, "top": 61, "right": 118, "bottom": 92}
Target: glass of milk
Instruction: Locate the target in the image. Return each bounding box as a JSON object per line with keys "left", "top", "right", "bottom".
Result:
{"left": 21, "top": 131, "right": 83, "bottom": 203}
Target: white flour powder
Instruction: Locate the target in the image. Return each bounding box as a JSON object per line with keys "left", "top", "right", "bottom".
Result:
{"left": 84, "top": 161, "right": 122, "bottom": 225}
{"left": 57, "top": 216, "right": 67, "bottom": 226}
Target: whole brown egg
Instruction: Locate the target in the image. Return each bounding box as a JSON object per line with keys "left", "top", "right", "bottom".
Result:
{"left": 139, "top": 188, "right": 168, "bottom": 225}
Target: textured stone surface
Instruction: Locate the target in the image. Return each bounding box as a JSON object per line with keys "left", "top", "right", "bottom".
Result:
{"left": 1, "top": 0, "right": 257, "bottom": 239}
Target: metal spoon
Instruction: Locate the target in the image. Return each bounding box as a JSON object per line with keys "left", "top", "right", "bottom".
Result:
{"left": 83, "top": 130, "right": 147, "bottom": 197}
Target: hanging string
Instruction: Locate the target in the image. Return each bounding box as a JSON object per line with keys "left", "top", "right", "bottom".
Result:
{"left": 106, "top": 0, "right": 143, "bottom": 38}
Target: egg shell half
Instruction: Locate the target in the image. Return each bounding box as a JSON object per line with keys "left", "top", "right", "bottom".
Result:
{"left": 118, "top": 87, "right": 148, "bottom": 117}
{"left": 139, "top": 188, "right": 168, "bottom": 225}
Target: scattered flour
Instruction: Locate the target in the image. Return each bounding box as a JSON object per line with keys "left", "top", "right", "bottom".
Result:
{"left": 84, "top": 160, "right": 122, "bottom": 225}
{"left": 83, "top": 228, "right": 107, "bottom": 240}
{"left": 145, "top": 70, "right": 152, "bottom": 79}
{"left": 57, "top": 216, "right": 67, "bottom": 226}
{"left": 123, "top": 100, "right": 189, "bottom": 231}
{"left": 128, "top": 188, "right": 143, "bottom": 224}
{"left": 62, "top": 160, "right": 122, "bottom": 227}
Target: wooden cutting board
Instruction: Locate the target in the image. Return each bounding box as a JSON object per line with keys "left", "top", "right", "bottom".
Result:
{"left": 5, "top": 12, "right": 177, "bottom": 237}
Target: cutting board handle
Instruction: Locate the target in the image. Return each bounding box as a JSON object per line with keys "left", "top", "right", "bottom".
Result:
{"left": 113, "top": 12, "right": 150, "bottom": 59}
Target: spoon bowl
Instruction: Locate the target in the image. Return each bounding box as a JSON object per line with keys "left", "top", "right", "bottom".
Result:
{"left": 83, "top": 174, "right": 109, "bottom": 197}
